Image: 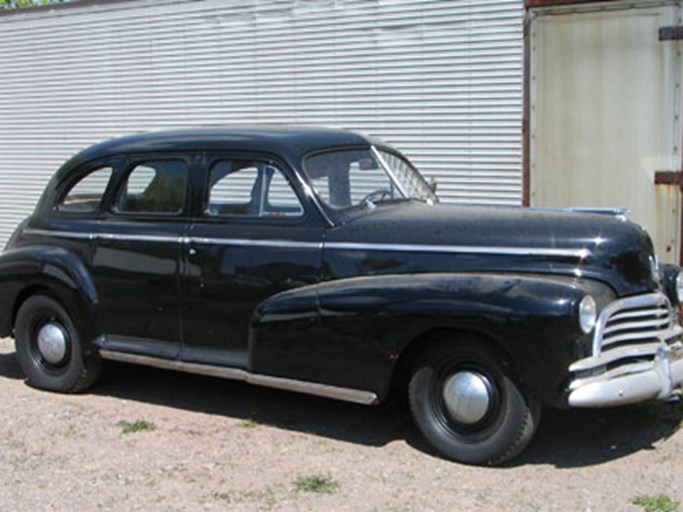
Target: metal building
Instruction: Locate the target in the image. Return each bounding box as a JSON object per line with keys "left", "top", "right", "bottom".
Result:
{"left": 527, "top": 0, "right": 683, "bottom": 263}
{"left": 0, "top": 0, "right": 524, "bottom": 246}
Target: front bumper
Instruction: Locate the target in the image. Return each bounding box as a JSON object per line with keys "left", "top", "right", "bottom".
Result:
{"left": 568, "top": 337, "right": 683, "bottom": 407}
{"left": 567, "top": 291, "right": 683, "bottom": 408}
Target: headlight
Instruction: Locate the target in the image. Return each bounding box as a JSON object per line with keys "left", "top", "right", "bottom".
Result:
{"left": 676, "top": 272, "right": 683, "bottom": 303}
{"left": 579, "top": 295, "right": 597, "bottom": 334}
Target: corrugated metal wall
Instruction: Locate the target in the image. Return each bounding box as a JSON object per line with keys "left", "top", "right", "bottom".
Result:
{"left": 0, "top": 0, "right": 523, "bottom": 246}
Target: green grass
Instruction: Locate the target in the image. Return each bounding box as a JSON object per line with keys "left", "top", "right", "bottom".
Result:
{"left": 213, "top": 492, "right": 236, "bottom": 502}
{"left": 630, "top": 494, "right": 680, "bottom": 512}
{"left": 237, "top": 419, "right": 260, "bottom": 429}
{"left": 116, "top": 419, "right": 157, "bottom": 434}
{"left": 293, "top": 473, "right": 338, "bottom": 494}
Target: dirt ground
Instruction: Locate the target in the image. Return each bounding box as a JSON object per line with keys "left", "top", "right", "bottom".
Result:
{"left": 0, "top": 337, "right": 681, "bottom": 512}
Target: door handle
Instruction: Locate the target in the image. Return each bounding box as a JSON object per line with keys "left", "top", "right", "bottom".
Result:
{"left": 188, "top": 248, "right": 197, "bottom": 256}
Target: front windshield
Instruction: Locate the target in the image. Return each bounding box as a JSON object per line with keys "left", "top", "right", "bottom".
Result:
{"left": 304, "top": 146, "right": 436, "bottom": 212}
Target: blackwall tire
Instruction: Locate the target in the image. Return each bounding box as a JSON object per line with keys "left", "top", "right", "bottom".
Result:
{"left": 15, "top": 294, "right": 101, "bottom": 393}
{"left": 409, "top": 338, "right": 541, "bottom": 466}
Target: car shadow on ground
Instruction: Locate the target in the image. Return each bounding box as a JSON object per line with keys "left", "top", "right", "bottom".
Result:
{"left": 515, "top": 400, "right": 683, "bottom": 468}
{"left": 0, "top": 348, "right": 25, "bottom": 380}
{"left": 1, "top": 351, "right": 681, "bottom": 468}
{"left": 83, "top": 362, "right": 683, "bottom": 468}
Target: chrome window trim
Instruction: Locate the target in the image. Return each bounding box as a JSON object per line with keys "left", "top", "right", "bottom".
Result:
{"left": 287, "top": 163, "right": 335, "bottom": 228}
{"left": 371, "top": 145, "right": 409, "bottom": 198}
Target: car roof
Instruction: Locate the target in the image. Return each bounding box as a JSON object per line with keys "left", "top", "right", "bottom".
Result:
{"left": 59, "top": 125, "right": 379, "bottom": 178}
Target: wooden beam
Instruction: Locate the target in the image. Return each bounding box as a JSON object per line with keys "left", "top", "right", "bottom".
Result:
{"left": 654, "top": 171, "right": 683, "bottom": 186}
{"left": 660, "top": 26, "right": 683, "bottom": 41}
{"left": 522, "top": 14, "right": 531, "bottom": 206}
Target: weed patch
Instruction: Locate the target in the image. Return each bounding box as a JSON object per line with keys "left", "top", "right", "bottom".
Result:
{"left": 630, "top": 494, "right": 680, "bottom": 512}
{"left": 117, "top": 419, "right": 157, "bottom": 434}
{"left": 293, "top": 473, "right": 338, "bottom": 494}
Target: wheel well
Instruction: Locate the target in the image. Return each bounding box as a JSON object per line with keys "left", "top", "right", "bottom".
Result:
{"left": 12, "top": 285, "right": 54, "bottom": 334}
{"left": 388, "top": 327, "right": 518, "bottom": 402}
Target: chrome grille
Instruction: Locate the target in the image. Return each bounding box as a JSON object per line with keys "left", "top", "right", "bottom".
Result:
{"left": 569, "top": 293, "right": 680, "bottom": 385}
{"left": 594, "top": 293, "right": 673, "bottom": 355}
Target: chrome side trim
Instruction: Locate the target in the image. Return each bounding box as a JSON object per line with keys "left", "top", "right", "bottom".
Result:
{"left": 97, "top": 233, "right": 182, "bottom": 244}
{"left": 23, "top": 228, "right": 591, "bottom": 259}
{"left": 98, "top": 350, "right": 379, "bottom": 405}
{"left": 23, "top": 228, "right": 93, "bottom": 240}
{"left": 189, "top": 237, "right": 322, "bottom": 250}
{"left": 23, "top": 229, "right": 321, "bottom": 250}
{"left": 325, "top": 241, "right": 591, "bottom": 260}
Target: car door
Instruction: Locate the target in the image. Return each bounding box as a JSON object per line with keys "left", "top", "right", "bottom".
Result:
{"left": 90, "top": 154, "right": 196, "bottom": 358}
{"left": 180, "top": 154, "right": 324, "bottom": 368}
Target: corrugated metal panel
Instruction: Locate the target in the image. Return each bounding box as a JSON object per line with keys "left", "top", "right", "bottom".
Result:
{"left": 0, "top": 0, "right": 523, "bottom": 246}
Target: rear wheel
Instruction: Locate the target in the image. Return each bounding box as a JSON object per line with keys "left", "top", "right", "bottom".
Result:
{"left": 409, "top": 338, "right": 540, "bottom": 465}
{"left": 15, "top": 294, "right": 101, "bottom": 393}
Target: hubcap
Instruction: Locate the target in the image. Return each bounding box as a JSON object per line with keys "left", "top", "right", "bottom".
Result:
{"left": 36, "top": 321, "right": 69, "bottom": 365}
{"left": 442, "top": 371, "right": 492, "bottom": 425}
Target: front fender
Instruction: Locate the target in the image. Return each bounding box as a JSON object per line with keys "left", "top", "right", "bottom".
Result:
{"left": 251, "top": 272, "right": 614, "bottom": 404}
{"left": 0, "top": 245, "right": 99, "bottom": 342}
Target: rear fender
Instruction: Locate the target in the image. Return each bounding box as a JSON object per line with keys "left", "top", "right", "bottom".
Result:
{"left": 0, "top": 245, "right": 99, "bottom": 349}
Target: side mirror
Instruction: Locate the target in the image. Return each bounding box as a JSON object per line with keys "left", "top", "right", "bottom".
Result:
{"left": 428, "top": 177, "right": 438, "bottom": 194}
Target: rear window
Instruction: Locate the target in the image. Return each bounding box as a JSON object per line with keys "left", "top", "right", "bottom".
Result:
{"left": 57, "top": 167, "right": 113, "bottom": 213}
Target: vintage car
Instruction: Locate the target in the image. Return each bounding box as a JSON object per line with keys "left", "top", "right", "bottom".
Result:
{"left": 0, "top": 126, "right": 682, "bottom": 465}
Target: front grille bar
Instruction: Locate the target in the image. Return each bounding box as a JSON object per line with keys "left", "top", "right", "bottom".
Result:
{"left": 592, "top": 293, "right": 673, "bottom": 356}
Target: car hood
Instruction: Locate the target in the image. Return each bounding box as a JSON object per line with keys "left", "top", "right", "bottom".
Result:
{"left": 322, "top": 202, "right": 658, "bottom": 297}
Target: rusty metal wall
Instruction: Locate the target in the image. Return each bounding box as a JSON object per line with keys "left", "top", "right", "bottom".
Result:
{"left": 529, "top": 1, "right": 682, "bottom": 263}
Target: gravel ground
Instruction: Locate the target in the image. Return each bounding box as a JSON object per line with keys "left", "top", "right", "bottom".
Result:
{"left": 1, "top": 337, "right": 682, "bottom": 512}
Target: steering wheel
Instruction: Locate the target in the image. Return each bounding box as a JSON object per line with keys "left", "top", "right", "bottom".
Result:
{"left": 361, "top": 189, "right": 393, "bottom": 205}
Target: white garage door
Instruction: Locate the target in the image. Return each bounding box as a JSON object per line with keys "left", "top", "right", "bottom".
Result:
{"left": 530, "top": 2, "right": 682, "bottom": 263}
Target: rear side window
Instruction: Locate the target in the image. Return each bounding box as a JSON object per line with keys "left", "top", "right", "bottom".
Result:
{"left": 207, "top": 160, "right": 303, "bottom": 218}
{"left": 57, "top": 167, "right": 113, "bottom": 213}
{"left": 115, "top": 160, "right": 189, "bottom": 215}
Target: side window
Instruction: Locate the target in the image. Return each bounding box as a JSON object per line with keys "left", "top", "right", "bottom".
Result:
{"left": 57, "top": 167, "right": 113, "bottom": 213}
{"left": 207, "top": 160, "right": 303, "bottom": 218}
{"left": 116, "top": 160, "right": 189, "bottom": 215}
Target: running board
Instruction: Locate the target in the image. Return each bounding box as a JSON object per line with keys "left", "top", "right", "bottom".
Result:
{"left": 98, "top": 349, "right": 379, "bottom": 406}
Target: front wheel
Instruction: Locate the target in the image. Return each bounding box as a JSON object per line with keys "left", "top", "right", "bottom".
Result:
{"left": 409, "top": 338, "right": 541, "bottom": 465}
{"left": 15, "top": 294, "right": 101, "bottom": 393}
